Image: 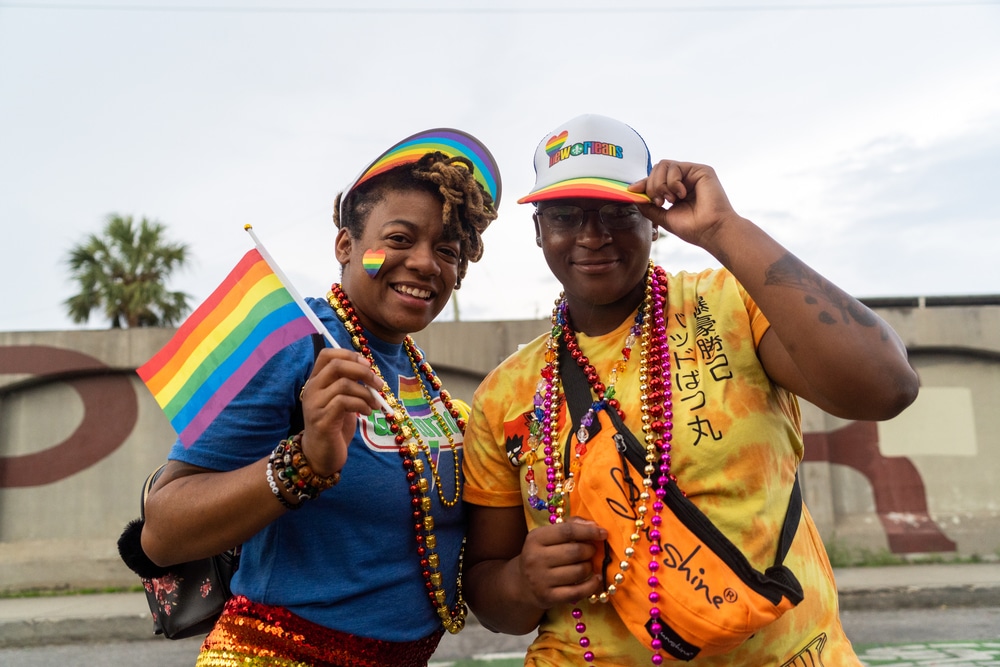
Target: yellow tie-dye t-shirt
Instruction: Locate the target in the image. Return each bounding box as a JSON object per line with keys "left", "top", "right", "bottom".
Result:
{"left": 464, "top": 268, "right": 861, "bottom": 666}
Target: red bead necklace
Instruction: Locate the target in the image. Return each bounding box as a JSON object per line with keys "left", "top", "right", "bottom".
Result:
{"left": 327, "top": 283, "right": 467, "bottom": 634}
{"left": 561, "top": 300, "right": 644, "bottom": 486}
{"left": 528, "top": 263, "right": 676, "bottom": 664}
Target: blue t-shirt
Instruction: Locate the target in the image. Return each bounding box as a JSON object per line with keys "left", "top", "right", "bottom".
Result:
{"left": 167, "top": 296, "right": 465, "bottom": 641}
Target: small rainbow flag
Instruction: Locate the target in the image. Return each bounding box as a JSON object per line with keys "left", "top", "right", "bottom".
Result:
{"left": 137, "top": 249, "right": 317, "bottom": 447}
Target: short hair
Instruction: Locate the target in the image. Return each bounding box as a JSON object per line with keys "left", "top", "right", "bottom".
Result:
{"left": 333, "top": 152, "right": 498, "bottom": 288}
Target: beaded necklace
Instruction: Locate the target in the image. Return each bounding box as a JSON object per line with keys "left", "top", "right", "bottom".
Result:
{"left": 327, "top": 283, "right": 467, "bottom": 634}
{"left": 526, "top": 263, "right": 676, "bottom": 665}
{"left": 563, "top": 298, "right": 644, "bottom": 487}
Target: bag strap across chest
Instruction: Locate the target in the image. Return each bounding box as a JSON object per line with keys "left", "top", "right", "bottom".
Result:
{"left": 557, "top": 341, "right": 802, "bottom": 574}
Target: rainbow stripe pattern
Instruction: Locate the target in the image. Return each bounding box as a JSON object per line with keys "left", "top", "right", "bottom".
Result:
{"left": 137, "top": 249, "right": 316, "bottom": 447}
{"left": 350, "top": 128, "right": 501, "bottom": 206}
{"left": 545, "top": 131, "right": 568, "bottom": 155}
{"left": 522, "top": 176, "right": 651, "bottom": 204}
{"left": 362, "top": 248, "right": 385, "bottom": 277}
{"left": 397, "top": 375, "right": 431, "bottom": 418}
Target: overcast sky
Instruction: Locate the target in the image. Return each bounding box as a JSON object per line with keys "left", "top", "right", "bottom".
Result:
{"left": 2, "top": 0, "right": 998, "bottom": 332}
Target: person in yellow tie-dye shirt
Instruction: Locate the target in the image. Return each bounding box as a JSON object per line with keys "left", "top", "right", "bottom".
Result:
{"left": 462, "top": 114, "right": 919, "bottom": 666}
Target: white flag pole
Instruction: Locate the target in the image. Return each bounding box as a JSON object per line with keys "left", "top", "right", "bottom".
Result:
{"left": 244, "top": 224, "right": 393, "bottom": 414}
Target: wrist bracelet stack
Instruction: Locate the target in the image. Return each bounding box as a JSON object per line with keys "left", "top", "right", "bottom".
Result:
{"left": 266, "top": 432, "right": 341, "bottom": 510}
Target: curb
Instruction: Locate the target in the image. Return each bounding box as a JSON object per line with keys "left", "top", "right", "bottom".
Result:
{"left": 2, "top": 581, "right": 999, "bottom": 649}
{"left": 0, "top": 592, "right": 154, "bottom": 649}
{"left": 0, "top": 615, "right": 154, "bottom": 649}
{"left": 838, "top": 584, "right": 1000, "bottom": 611}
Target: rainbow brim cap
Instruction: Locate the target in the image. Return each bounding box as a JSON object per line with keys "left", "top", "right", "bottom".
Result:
{"left": 340, "top": 128, "right": 502, "bottom": 220}
{"left": 518, "top": 114, "right": 652, "bottom": 205}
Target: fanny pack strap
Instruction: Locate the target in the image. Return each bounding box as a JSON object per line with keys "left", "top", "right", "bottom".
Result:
{"left": 558, "top": 342, "right": 801, "bottom": 572}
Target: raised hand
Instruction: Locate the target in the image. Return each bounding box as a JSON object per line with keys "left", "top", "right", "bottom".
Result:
{"left": 630, "top": 160, "right": 741, "bottom": 249}
{"left": 299, "top": 348, "right": 382, "bottom": 476}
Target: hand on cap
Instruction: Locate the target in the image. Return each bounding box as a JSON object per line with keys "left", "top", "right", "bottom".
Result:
{"left": 629, "top": 160, "right": 741, "bottom": 249}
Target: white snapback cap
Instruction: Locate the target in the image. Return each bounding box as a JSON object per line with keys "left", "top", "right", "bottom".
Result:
{"left": 518, "top": 114, "right": 652, "bottom": 205}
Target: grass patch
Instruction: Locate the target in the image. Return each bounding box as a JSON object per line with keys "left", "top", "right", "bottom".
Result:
{"left": 0, "top": 584, "right": 145, "bottom": 599}
{"left": 824, "top": 538, "right": 997, "bottom": 568}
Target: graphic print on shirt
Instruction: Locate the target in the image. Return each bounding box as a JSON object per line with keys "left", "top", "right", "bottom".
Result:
{"left": 355, "top": 372, "right": 464, "bottom": 470}
{"left": 503, "top": 411, "right": 534, "bottom": 466}
{"left": 780, "top": 633, "right": 827, "bottom": 667}
{"left": 670, "top": 295, "right": 732, "bottom": 448}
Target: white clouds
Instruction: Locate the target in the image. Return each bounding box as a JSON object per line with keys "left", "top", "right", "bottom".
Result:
{"left": 1, "top": 1, "right": 998, "bottom": 330}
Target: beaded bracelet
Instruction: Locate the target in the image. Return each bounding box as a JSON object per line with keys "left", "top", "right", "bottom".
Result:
{"left": 267, "top": 434, "right": 340, "bottom": 508}
{"left": 285, "top": 433, "right": 341, "bottom": 492}
{"left": 266, "top": 455, "right": 302, "bottom": 511}
{"left": 274, "top": 441, "right": 317, "bottom": 505}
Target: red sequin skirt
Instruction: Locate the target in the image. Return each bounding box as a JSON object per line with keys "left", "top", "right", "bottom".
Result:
{"left": 195, "top": 595, "right": 444, "bottom": 667}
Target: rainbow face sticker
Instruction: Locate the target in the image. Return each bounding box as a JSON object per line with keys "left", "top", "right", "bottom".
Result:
{"left": 362, "top": 249, "right": 386, "bottom": 278}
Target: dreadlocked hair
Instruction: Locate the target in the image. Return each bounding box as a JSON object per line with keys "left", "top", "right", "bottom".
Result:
{"left": 333, "top": 151, "right": 498, "bottom": 288}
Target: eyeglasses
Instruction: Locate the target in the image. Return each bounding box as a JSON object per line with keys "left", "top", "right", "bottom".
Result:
{"left": 536, "top": 203, "right": 645, "bottom": 233}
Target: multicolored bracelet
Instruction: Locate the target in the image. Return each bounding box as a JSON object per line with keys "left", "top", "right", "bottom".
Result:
{"left": 289, "top": 433, "right": 341, "bottom": 490}
{"left": 266, "top": 433, "right": 341, "bottom": 509}
{"left": 266, "top": 455, "right": 301, "bottom": 511}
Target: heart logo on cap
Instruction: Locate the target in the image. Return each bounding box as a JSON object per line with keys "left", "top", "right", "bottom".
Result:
{"left": 362, "top": 248, "right": 386, "bottom": 278}
{"left": 545, "top": 131, "right": 568, "bottom": 156}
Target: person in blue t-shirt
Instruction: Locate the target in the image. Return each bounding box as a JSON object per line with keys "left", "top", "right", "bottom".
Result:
{"left": 140, "top": 128, "right": 501, "bottom": 667}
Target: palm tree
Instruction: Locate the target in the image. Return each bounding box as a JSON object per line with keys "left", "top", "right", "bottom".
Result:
{"left": 65, "top": 214, "right": 192, "bottom": 328}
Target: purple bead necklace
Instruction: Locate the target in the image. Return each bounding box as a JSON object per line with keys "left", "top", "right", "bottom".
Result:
{"left": 527, "top": 262, "right": 676, "bottom": 664}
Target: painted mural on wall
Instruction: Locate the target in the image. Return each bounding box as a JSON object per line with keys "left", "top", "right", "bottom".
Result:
{"left": 803, "top": 422, "right": 955, "bottom": 554}
{"left": 0, "top": 345, "right": 137, "bottom": 487}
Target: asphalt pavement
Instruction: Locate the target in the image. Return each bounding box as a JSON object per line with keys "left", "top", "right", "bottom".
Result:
{"left": 1, "top": 562, "right": 998, "bottom": 652}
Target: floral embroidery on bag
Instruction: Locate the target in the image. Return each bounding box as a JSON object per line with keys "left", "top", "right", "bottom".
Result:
{"left": 142, "top": 573, "right": 182, "bottom": 617}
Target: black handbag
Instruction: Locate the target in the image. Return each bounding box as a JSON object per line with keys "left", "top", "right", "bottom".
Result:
{"left": 117, "top": 333, "right": 323, "bottom": 639}
{"left": 125, "top": 464, "right": 239, "bottom": 640}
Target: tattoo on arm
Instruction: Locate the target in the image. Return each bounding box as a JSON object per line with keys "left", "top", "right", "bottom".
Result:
{"left": 764, "top": 254, "right": 881, "bottom": 331}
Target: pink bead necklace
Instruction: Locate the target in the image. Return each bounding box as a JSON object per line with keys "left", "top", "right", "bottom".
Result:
{"left": 526, "top": 263, "right": 676, "bottom": 665}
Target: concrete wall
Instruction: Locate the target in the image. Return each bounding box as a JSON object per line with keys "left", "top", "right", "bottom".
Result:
{"left": 1, "top": 299, "right": 997, "bottom": 592}
{"left": 799, "top": 299, "right": 1000, "bottom": 559}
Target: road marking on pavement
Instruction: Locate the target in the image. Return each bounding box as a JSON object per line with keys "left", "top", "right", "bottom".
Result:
{"left": 859, "top": 641, "right": 1000, "bottom": 666}
{"left": 430, "top": 652, "right": 524, "bottom": 667}
{"left": 431, "top": 642, "right": 1000, "bottom": 667}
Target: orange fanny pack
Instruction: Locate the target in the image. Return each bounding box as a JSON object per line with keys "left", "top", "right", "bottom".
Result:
{"left": 561, "top": 347, "right": 804, "bottom": 661}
